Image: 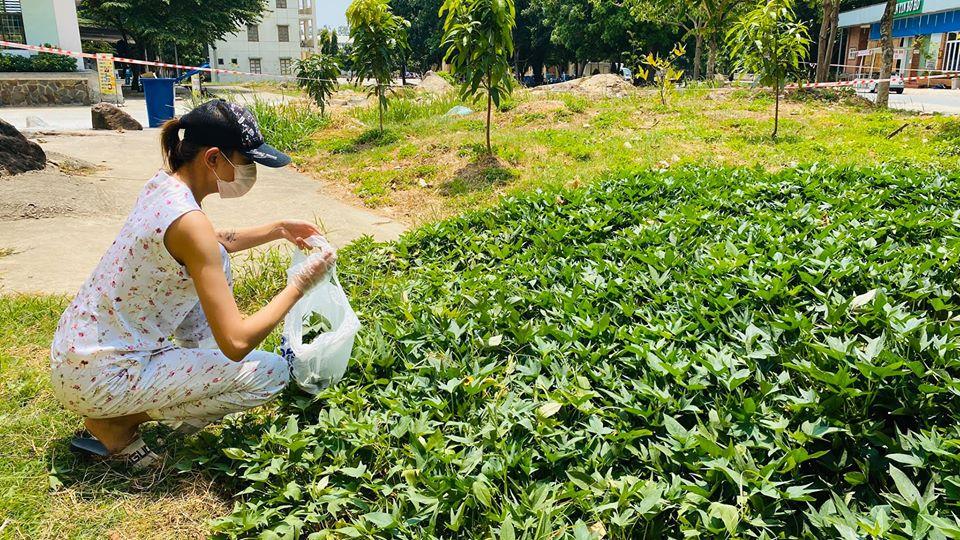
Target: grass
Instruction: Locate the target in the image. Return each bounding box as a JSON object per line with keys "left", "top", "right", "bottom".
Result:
{"left": 246, "top": 99, "right": 330, "bottom": 154}
{"left": 290, "top": 84, "right": 960, "bottom": 224}
{"left": 0, "top": 295, "right": 230, "bottom": 538}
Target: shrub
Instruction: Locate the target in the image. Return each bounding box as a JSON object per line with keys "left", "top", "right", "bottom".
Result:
{"left": 0, "top": 47, "right": 77, "bottom": 73}
{"left": 246, "top": 99, "right": 329, "bottom": 154}
{"left": 295, "top": 53, "right": 340, "bottom": 113}
{"left": 190, "top": 165, "right": 960, "bottom": 539}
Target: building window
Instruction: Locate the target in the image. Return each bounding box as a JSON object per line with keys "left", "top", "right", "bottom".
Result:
{"left": 0, "top": 0, "right": 26, "bottom": 45}
{"left": 230, "top": 58, "right": 237, "bottom": 65}
{"left": 249, "top": 58, "right": 262, "bottom": 74}
{"left": 247, "top": 24, "right": 259, "bottom": 42}
{"left": 279, "top": 57, "right": 292, "bottom": 75}
{"left": 217, "top": 58, "right": 224, "bottom": 65}
{"left": 277, "top": 25, "right": 290, "bottom": 42}
{"left": 276, "top": 0, "right": 287, "bottom": 7}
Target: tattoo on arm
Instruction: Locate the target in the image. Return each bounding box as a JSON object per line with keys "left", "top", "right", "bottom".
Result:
{"left": 218, "top": 230, "right": 238, "bottom": 245}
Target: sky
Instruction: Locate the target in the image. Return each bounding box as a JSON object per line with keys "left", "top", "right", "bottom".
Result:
{"left": 317, "top": 0, "right": 350, "bottom": 28}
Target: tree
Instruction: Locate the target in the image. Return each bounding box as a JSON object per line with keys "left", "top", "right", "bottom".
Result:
{"left": 296, "top": 54, "right": 341, "bottom": 113}
{"left": 347, "top": 0, "right": 410, "bottom": 133}
{"left": 79, "top": 0, "right": 266, "bottom": 84}
{"left": 537, "top": 0, "right": 637, "bottom": 78}
{"left": 393, "top": 0, "right": 445, "bottom": 74}
{"left": 876, "top": 0, "right": 895, "bottom": 107}
{"left": 814, "top": 0, "right": 839, "bottom": 82}
{"left": 635, "top": 43, "right": 686, "bottom": 105}
{"left": 727, "top": 0, "right": 810, "bottom": 138}
{"left": 441, "top": 0, "right": 516, "bottom": 153}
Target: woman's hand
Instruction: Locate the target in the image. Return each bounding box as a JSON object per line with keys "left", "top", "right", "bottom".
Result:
{"left": 288, "top": 248, "right": 338, "bottom": 295}
{"left": 276, "top": 220, "right": 322, "bottom": 250}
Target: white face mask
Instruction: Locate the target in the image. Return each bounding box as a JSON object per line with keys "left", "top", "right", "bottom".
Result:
{"left": 214, "top": 152, "right": 257, "bottom": 199}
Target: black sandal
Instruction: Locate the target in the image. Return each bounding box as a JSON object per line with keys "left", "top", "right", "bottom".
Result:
{"left": 70, "top": 433, "right": 160, "bottom": 470}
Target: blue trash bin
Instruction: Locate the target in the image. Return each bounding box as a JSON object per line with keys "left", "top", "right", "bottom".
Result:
{"left": 142, "top": 78, "right": 176, "bottom": 128}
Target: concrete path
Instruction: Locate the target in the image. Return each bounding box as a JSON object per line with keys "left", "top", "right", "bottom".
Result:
{"left": 0, "top": 129, "right": 406, "bottom": 295}
{"left": 857, "top": 87, "right": 960, "bottom": 115}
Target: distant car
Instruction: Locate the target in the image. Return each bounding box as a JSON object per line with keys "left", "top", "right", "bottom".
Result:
{"left": 854, "top": 73, "right": 904, "bottom": 94}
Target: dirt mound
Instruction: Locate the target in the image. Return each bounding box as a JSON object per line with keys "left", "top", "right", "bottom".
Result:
{"left": 534, "top": 74, "right": 634, "bottom": 98}
{"left": 0, "top": 167, "right": 112, "bottom": 220}
{"left": 418, "top": 71, "right": 454, "bottom": 95}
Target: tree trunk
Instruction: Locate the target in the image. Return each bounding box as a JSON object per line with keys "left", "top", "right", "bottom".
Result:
{"left": 693, "top": 33, "right": 703, "bottom": 80}
{"left": 773, "top": 82, "right": 780, "bottom": 138}
{"left": 826, "top": 9, "right": 839, "bottom": 80}
{"left": 379, "top": 91, "right": 384, "bottom": 133}
{"left": 877, "top": 0, "right": 896, "bottom": 107}
{"left": 706, "top": 34, "right": 717, "bottom": 79}
{"left": 401, "top": 58, "right": 407, "bottom": 86}
{"left": 815, "top": 0, "right": 833, "bottom": 83}
{"left": 486, "top": 88, "right": 492, "bottom": 154}
{"left": 532, "top": 60, "right": 544, "bottom": 85}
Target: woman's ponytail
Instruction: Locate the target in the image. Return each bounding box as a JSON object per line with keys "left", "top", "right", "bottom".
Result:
{"left": 160, "top": 117, "right": 205, "bottom": 172}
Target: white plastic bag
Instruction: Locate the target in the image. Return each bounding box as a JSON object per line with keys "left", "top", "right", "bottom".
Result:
{"left": 280, "top": 236, "right": 360, "bottom": 394}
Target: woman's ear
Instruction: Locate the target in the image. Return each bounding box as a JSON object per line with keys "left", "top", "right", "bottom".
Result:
{"left": 203, "top": 147, "right": 221, "bottom": 169}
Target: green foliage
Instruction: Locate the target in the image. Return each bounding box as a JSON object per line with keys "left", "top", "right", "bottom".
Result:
{"left": 726, "top": 0, "right": 810, "bottom": 138}
{"left": 635, "top": 42, "right": 686, "bottom": 106}
{"left": 351, "top": 91, "right": 463, "bottom": 125}
{"left": 347, "top": 0, "right": 411, "bottom": 133}
{"left": 0, "top": 48, "right": 77, "bottom": 73}
{"left": 245, "top": 100, "right": 330, "bottom": 154}
{"left": 295, "top": 54, "right": 341, "bottom": 113}
{"left": 440, "top": 0, "right": 516, "bottom": 153}
{"left": 190, "top": 164, "right": 960, "bottom": 538}
{"left": 78, "top": 0, "right": 267, "bottom": 60}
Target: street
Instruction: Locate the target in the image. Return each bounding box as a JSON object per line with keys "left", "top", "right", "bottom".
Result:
{"left": 856, "top": 87, "right": 960, "bottom": 115}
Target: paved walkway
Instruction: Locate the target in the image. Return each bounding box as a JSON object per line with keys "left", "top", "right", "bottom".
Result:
{"left": 0, "top": 128, "right": 406, "bottom": 295}
{"left": 857, "top": 87, "right": 960, "bottom": 115}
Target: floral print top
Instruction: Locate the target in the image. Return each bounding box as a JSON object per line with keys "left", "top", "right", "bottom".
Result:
{"left": 51, "top": 170, "right": 204, "bottom": 369}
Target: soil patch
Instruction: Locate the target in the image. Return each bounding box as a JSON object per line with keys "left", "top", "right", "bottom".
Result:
{"left": 0, "top": 167, "right": 112, "bottom": 220}
{"left": 512, "top": 100, "right": 566, "bottom": 115}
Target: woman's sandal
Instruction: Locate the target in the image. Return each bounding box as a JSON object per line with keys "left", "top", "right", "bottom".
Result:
{"left": 69, "top": 432, "right": 160, "bottom": 470}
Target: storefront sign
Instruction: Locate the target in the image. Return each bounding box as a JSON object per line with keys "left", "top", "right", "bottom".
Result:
{"left": 894, "top": 0, "right": 923, "bottom": 18}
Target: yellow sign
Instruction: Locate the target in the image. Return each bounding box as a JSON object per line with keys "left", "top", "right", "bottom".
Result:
{"left": 96, "top": 53, "right": 121, "bottom": 103}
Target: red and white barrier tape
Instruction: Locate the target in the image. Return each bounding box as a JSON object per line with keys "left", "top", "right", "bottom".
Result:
{"left": 785, "top": 70, "right": 960, "bottom": 90}
{"left": 0, "top": 40, "right": 339, "bottom": 82}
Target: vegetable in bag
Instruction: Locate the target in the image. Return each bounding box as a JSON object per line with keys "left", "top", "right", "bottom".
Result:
{"left": 280, "top": 236, "right": 360, "bottom": 394}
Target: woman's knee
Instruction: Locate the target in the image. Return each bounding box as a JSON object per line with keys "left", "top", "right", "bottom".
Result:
{"left": 244, "top": 350, "right": 290, "bottom": 396}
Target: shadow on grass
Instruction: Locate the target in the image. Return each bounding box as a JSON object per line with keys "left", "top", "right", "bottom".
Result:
{"left": 47, "top": 423, "right": 228, "bottom": 502}
{"left": 440, "top": 154, "right": 518, "bottom": 196}
{"left": 329, "top": 128, "right": 401, "bottom": 154}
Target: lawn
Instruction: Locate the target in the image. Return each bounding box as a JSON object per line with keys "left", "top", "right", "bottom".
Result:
{"left": 5, "top": 85, "right": 960, "bottom": 538}
{"left": 286, "top": 85, "right": 960, "bottom": 225}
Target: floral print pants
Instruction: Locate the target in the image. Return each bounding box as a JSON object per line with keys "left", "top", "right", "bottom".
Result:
{"left": 53, "top": 248, "right": 289, "bottom": 425}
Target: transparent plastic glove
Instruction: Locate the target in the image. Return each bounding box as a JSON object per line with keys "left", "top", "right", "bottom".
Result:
{"left": 288, "top": 248, "right": 337, "bottom": 294}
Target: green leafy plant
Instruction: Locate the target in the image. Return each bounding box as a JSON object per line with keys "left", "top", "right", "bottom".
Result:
{"left": 245, "top": 99, "right": 329, "bottom": 153}
{"left": 302, "top": 312, "right": 333, "bottom": 344}
{"left": 0, "top": 45, "right": 77, "bottom": 73}
{"left": 726, "top": 0, "right": 811, "bottom": 138}
{"left": 295, "top": 54, "right": 341, "bottom": 113}
{"left": 636, "top": 43, "right": 686, "bottom": 106}
{"left": 347, "top": 0, "right": 410, "bottom": 133}
{"left": 187, "top": 164, "right": 960, "bottom": 539}
{"left": 440, "top": 0, "right": 516, "bottom": 154}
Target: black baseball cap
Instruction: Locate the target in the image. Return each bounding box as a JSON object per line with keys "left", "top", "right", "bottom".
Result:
{"left": 180, "top": 99, "right": 291, "bottom": 168}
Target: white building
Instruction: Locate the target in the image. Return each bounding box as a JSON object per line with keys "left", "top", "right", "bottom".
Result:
{"left": 208, "top": 0, "right": 317, "bottom": 83}
{"left": 0, "top": 0, "right": 83, "bottom": 69}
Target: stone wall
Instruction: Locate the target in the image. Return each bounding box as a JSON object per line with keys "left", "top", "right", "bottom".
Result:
{"left": 0, "top": 71, "right": 99, "bottom": 106}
